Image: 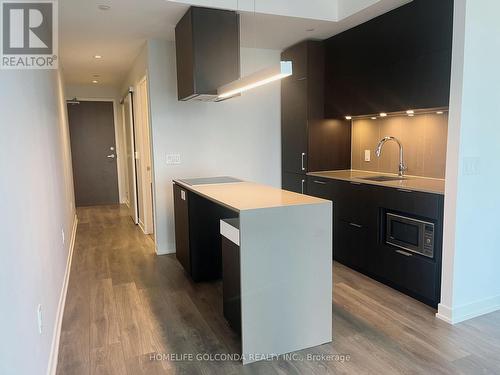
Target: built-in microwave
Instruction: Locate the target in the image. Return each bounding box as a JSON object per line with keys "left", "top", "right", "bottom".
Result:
{"left": 385, "top": 212, "right": 435, "bottom": 258}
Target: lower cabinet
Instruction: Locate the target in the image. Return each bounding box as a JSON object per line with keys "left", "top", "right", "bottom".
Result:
{"left": 173, "top": 183, "right": 238, "bottom": 282}
{"left": 282, "top": 172, "right": 306, "bottom": 194}
{"left": 306, "top": 175, "right": 443, "bottom": 308}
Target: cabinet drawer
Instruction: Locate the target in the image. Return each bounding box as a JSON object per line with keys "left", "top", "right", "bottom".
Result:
{"left": 377, "top": 185, "right": 442, "bottom": 221}
{"left": 378, "top": 245, "right": 439, "bottom": 306}
{"left": 306, "top": 177, "right": 332, "bottom": 200}
{"left": 335, "top": 220, "right": 369, "bottom": 269}
{"left": 331, "top": 180, "right": 373, "bottom": 225}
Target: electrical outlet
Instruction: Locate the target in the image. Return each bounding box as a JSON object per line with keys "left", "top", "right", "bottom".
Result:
{"left": 166, "top": 153, "right": 181, "bottom": 165}
{"left": 61, "top": 229, "right": 65, "bottom": 244}
{"left": 37, "top": 304, "right": 43, "bottom": 334}
{"left": 364, "top": 150, "right": 371, "bottom": 162}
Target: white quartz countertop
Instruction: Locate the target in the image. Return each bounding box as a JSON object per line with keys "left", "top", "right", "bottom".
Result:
{"left": 173, "top": 178, "right": 329, "bottom": 212}
{"left": 308, "top": 170, "right": 445, "bottom": 195}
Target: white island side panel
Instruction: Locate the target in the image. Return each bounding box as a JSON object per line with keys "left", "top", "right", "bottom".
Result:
{"left": 239, "top": 202, "right": 333, "bottom": 364}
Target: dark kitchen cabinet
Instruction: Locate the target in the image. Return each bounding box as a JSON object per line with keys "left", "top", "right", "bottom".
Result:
{"left": 282, "top": 78, "right": 308, "bottom": 175}
{"left": 282, "top": 172, "right": 306, "bottom": 194}
{"left": 175, "top": 7, "right": 240, "bottom": 101}
{"left": 324, "top": 0, "right": 453, "bottom": 118}
{"left": 173, "top": 182, "right": 238, "bottom": 282}
{"left": 221, "top": 219, "right": 241, "bottom": 335}
{"left": 305, "top": 176, "right": 443, "bottom": 308}
{"left": 281, "top": 40, "right": 351, "bottom": 192}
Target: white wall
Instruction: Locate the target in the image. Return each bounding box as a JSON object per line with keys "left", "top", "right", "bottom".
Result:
{"left": 439, "top": 0, "right": 500, "bottom": 324}
{"left": 146, "top": 40, "right": 281, "bottom": 254}
{"left": 64, "top": 84, "right": 128, "bottom": 205}
{"left": 0, "top": 69, "right": 76, "bottom": 374}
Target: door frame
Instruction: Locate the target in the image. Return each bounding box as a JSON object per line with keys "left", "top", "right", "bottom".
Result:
{"left": 67, "top": 97, "right": 125, "bottom": 204}
{"left": 133, "top": 74, "right": 156, "bottom": 238}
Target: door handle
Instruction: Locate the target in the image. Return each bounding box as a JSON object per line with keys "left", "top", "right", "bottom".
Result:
{"left": 349, "top": 222, "right": 363, "bottom": 228}
{"left": 396, "top": 249, "right": 413, "bottom": 257}
{"left": 107, "top": 154, "right": 116, "bottom": 159}
{"left": 301, "top": 152, "right": 306, "bottom": 171}
{"left": 301, "top": 179, "right": 305, "bottom": 194}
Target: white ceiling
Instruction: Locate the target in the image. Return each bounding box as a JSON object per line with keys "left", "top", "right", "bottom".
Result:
{"left": 60, "top": 0, "right": 411, "bottom": 87}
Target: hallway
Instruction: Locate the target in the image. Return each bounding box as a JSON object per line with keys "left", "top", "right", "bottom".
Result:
{"left": 56, "top": 206, "right": 500, "bottom": 375}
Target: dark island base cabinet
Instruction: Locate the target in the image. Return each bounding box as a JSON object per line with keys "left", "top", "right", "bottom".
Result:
{"left": 173, "top": 183, "right": 238, "bottom": 282}
{"left": 306, "top": 176, "right": 444, "bottom": 308}
{"left": 221, "top": 235, "right": 241, "bottom": 336}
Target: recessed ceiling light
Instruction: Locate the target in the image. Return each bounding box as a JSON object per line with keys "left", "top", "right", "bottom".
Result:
{"left": 98, "top": 4, "right": 111, "bottom": 11}
{"left": 371, "top": 117, "right": 377, "bottom": 120}
{"left": 94, "top": 55, "right": 102, "bottom": 59}
{"left": 380, "top": 112, "right": 387, "bottom": 117}
{"left": 345, "top": 116, "right": 352, "bottom": 120}
{"left": 406, "top": 110, "right": 414, "bottom": 115}
{"left": 92, "top": 80, "right": 99, "bottom": 84}
{"left": 436, "top": 111, "right": 444, "bottom": 114}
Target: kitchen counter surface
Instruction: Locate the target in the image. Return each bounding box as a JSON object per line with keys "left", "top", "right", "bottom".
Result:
{"left": 173, "top": 179, "right": 328, "bottom": 211}
{"left": 308, "top": 170, "right": 445, "bottom": 195}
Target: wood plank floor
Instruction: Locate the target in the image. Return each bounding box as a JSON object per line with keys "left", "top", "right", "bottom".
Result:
{"left": 57, "top": 205, "right": 500, "bottom": 375}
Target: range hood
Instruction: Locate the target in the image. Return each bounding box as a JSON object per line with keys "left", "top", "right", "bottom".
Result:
{"left": 175, "top": 6, "right": 293, "bottom": 102}
{"left": 175, "top": 7, "right": 240, "bottom": 101}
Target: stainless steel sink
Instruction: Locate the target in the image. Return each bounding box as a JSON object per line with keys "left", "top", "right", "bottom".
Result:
{"left": 360, "top": 175, "right": 408, "bottom": 182}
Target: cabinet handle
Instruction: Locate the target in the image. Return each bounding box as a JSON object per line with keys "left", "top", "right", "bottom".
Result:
{"left": 349, "top": 222, "right": 362, "bottom": 228}
{"left": 301, "top": 179, "right": 305, "bottom": 194}
{"left": 396, "top": 249, "right": 413, "bottom": 257}
{"left": 301, "top": 152, "right": 306, "bottom": 171}
{"left": 397, "top": 188, "right": 413, "bottom": 193}
{"left": 313, "top": 180, "right": 327, "bottom": 185}
{"left": 350, "top": 181, "right": 362, "bottom": 185}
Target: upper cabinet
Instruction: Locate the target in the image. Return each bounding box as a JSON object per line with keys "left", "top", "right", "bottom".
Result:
{"left": 175, "top": 7, "right": 240, "bottom": 101}
{"left": 281, "top": 40, "right": 351, "bottom": 185}
{"left": 324, "top": 0, "right": 454, "bottom": 118}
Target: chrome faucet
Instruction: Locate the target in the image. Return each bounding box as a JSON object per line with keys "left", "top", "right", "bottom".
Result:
{"left": 375, "top": 136, "right": 407, "bottom": 177}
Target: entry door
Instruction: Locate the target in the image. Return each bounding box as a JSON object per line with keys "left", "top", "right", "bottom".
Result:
{"left": 67, "top": 101, "right": 119, "bottom": 206}
{"left": 122, "top": 93, "right": 139, "bottom": 224}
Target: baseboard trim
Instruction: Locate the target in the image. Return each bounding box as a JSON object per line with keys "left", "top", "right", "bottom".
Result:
{"left": 46, "top": 214, "right": 78, "bottom": 375}
{"left": 437, "top": 295, "right": 500, "bottom": 324}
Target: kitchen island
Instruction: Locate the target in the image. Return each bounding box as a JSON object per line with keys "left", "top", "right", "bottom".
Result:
{"left": 172, "top": 177, "right": 332, "bottom": 364}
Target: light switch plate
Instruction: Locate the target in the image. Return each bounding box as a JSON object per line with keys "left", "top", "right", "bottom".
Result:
{"left": 463, "top": 157, "right": 480, "bottom": 176}
{"left": 167, "top": 153, "right": 181, "bottom": 165}
{"left": 364, "top": 149, "right": 371, "bottom": 162}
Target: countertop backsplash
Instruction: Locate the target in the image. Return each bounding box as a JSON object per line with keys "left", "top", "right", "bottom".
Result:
{"left": 351, "top": 112, "right": 448, "bottom": 179}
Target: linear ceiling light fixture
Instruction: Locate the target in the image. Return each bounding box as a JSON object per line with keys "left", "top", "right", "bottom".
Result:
{"left": 217, "top": 61, "right": 292, "bottom": 99}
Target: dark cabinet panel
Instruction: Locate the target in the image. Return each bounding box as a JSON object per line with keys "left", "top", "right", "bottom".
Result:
{"left": 282, "top": 172, "right": 306, "bottom": 194}
{"left": 378, "top": 245, "right": 439, "bottom": 306}
{"left": 282, "top": 78, "right": 308, "bottom": 174}
{"left": 222, "top": 236, "right": 241, "bottom": 334}
{"left": 173, "top": 184, "right": 190, "bottom": 273}
{"left": 306, "top": 177, "right": 332, "bottom": 200}
{"left": 330, "top": 180, "right": 374, "bottom": 226}
{"left": 377, "top": 186, "right": 442, "bottom": 221}
{"left": 324, "top": 0, "right": 453, "bottom": 118}
{"left": 281, "top": 40, "right": 351, "bottom": 181}
{"left": 335, "top": 220, "right": 369, "bottom": 270}
{"left": 173, "top": 183, "right": 238, "bottom": 282}
{"left": 281, "top": 42, "right": 307, "bottom": 80}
